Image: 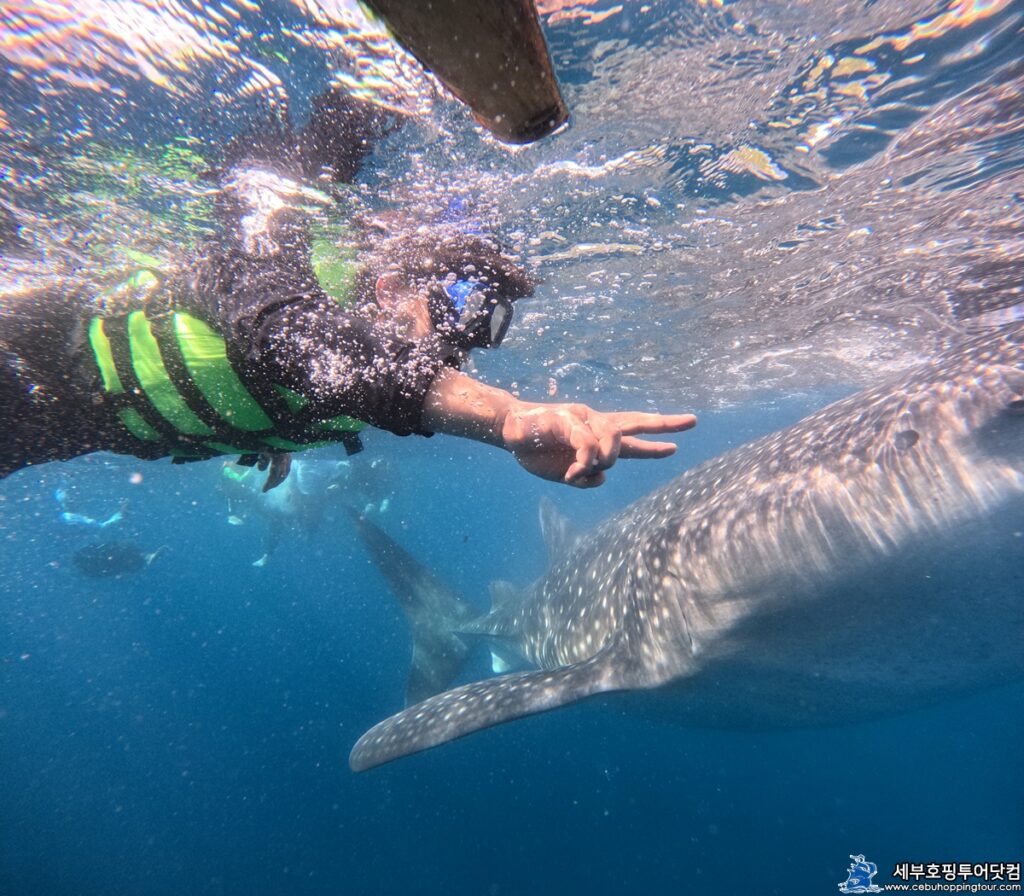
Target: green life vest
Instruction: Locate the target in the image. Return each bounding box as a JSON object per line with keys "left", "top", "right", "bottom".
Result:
{"left": 88, "top": 305, "right": 365, "bottom": 460}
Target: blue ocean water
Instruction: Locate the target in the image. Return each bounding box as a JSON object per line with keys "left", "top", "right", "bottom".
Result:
{"left": 2, "top": 401, "right": 1021, "bottom": 895}
{"left": 2, "top": 0, "right": 1023, "bottom": 893}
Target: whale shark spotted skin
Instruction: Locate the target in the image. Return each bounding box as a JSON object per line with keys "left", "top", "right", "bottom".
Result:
{"left": 350, "top": 324, "right": 1024, "bottom": 771}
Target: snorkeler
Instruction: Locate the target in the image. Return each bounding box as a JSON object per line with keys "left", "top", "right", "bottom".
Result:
{"left": 53, "top": 482, "right": 164, "bottom": 577}
{"left": 219, "top": 456, "right": 375, "bottom": 567}
{"left": 54, "top": 487, "right": 126, "bottom": 530}
{"left": 0, "top": 83, "right": 694, "bottom": 489}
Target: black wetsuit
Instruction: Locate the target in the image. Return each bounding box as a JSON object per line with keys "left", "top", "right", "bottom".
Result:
{"left": 0, "top": 93, "right": 459, "bottom": 478}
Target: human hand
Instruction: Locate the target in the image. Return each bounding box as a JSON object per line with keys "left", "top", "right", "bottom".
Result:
{"left": 498, "top": 402, "right": 697, "bottom": 488}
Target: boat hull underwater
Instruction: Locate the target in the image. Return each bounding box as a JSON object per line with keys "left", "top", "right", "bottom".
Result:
{"left": 350, "top": 324, "right": 1024, "bottom": 771}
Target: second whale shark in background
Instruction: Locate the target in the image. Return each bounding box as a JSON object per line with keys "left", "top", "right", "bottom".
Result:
{"left": 349, "top": 324, "right": 1024, "bottom": 771}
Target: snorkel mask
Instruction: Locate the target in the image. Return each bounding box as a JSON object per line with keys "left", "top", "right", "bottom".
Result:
{"left": 430, "top": 276, "right": 515, "bottom": 349}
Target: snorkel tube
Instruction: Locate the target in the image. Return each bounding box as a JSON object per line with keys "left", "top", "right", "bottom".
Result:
{"left": 361, "top": 0, "right": 568, "bottom": 144}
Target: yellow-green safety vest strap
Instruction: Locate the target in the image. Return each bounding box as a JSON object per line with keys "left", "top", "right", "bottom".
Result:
{"left": 311, "top": 237, "right": 358, "bottom": 306}
{"left": 128, "top": 310, "right": 214, "bottom": 437}
{"left": 89, "top": 306, "right": 366, "bottom": 456}
{"left": 89, "top": 317, "right": 124, "bottom": 394}
{"left": 89, "top": 315, "right": 170, "bottom": 443}
{"left": 172, "top": 313, "right": 274, "bottom": 432}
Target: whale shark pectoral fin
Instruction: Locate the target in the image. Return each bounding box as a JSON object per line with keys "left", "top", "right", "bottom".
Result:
{"left": 349, "top": 643, "right": 629, "bottom": 772}
{"left": 490, "top": 650, "right": 513, "bottom": 673}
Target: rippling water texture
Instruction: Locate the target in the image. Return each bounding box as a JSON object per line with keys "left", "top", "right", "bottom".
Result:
{"left": 2, "top": 0, "right": 1022, "bottom": 404}
{"left": 1, "top": 2, "right": 1022, "bottom": 894}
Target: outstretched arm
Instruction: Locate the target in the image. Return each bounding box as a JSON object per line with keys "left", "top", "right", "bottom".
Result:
{"left": 421, "top": 368, "right": 697, "bottom": 488}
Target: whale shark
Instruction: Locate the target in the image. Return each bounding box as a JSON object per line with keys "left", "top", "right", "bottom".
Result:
{"left": 350, "top": 323, "right": 1024, "bottom": 771}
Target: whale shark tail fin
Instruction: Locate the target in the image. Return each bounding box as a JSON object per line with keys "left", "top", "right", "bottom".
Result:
{"left": 349, "top": 641, "right": 633, "bottom": 771}
{"left": 349, "top": 512, "right": 479, "bottom": 706}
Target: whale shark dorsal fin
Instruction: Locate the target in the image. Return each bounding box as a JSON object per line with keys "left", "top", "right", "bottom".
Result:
{"left": 350, "top": 641, "right": 630, "bottom": 772}
{"left": 489, "top": 579, "right": 518, "bottom": 610}
{"left": 538, "top": 497, "right": 579, "bottom": 564}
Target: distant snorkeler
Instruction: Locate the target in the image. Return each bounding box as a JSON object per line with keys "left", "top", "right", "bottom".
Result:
{"left": 0, "top": 73, "right": 694, "bottom": 495}
{"left": 54, "top": 487, "right": 126, "bottom": 530}
{"left": 219, "top": 456, "right": 386, "bottom": 567}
